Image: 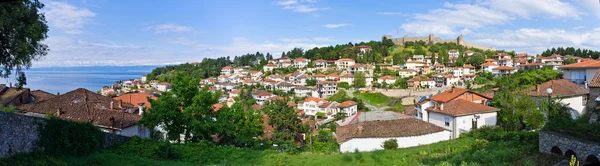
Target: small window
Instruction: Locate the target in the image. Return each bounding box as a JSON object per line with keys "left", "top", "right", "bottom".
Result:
{"left": 444, "top": 117, "right": 450, "bottom": 126}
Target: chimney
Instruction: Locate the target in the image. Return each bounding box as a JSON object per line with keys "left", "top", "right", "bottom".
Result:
{"left": 536, "top": 84, "right": 540, "bottom": 92}
{"left": 110, "top": 101, "right": 114, "bottom": 110}
{"left": 56, "top": 108, "right": 62, "bottom": 116}
{"left": 138, "top": 104, "right": 144, "bottom": 115}
{"left": 440, "top": 103, "right": 444, "bottom": 110}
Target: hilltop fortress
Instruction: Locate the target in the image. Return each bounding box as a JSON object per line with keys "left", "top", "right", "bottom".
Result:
{"left": 382, "top": 34, "right": 495, "bottom": 51}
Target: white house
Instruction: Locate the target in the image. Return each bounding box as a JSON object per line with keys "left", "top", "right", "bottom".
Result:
{"left": 419, "top": 78, "right": 436, "bottom": 88}
{"left": 317, "top": 81, "right": 337, "bottom": 98}
{"left": 448, "top": 50, "right": 459, "bottom": 58}
{"left": 340, "top": 73, "right": 354, "bottom": 85}
{"left": 463, "top": 50, "right": 474, "bottom": 57}
{"left": 313, "top": 59, "right": 328, "bottom": 69}
{"left": 405, "top": 61, "right": 426, "bottom": 70}
{"left": 452, "top": 67, "right": 463, "bottom": 78}
{"left": 294, "top": 86, "right": 314, "bottom": 97}
{"left": 337, "top": 101, "right": 358, "bottom": 117}
{"left": 150, "top": 80, "right": 159, "bottom": 88}
{"left": 217, "top": 75, "right": 229, "bottom": 83}
{"left": 559, "top": 60, "right": 600, "bottom": 85}
{"left": 141, "top": 74, "right": 147, "bottom": 83}
{"left": 252, "top": 90, "right": 274, "bottom": 105}
{"left": 276, "top": 82, "right": 295, "bottom": 92}
{"left": 414, "top": 87, "right": 498, "bottom": 139}
{"left": 492, "top": 66, "right": 516, "bottom": 77}
{"left": 264, "top": 63, "right": 278, "bottom": 72}
{"left": 350, "top": 64, "right": 366, "bottom": 74}
{"left": 399, "top": 69, "right": 417, "bottom": 78}
{"left": 524, "top": 79, "right": 589, "bottom": 119}
{"left": 336, "top": 119, "right": 451, "bottom": 152}
{"left": 481, "top": 62, "right": 499, "bottom": 73}
{"left": 336, "top": 58, "right": 356, "bottom": 69}
{"left": 294, "top": 57, "right": 309, "bottom": 68}
{"left": 378, "top": 76, "right": 396, "bottom": 85}
{"left": 221, "top": 66, "right": 233, "bottom": 76}
{"left": 157, "top": 82, "right": 171, "bottom": 92}
{"left": 303, "top": 97, "right": 327, "bottom": 117}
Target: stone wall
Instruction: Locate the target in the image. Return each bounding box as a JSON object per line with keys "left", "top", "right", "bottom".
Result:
{"left": 0, "top": 111, "right": 46, "bottom": 158}
{"left": 0, "top": 111, "right": 131, "bottom": 158}
{"left": 382, "top": 34, "right": 494, "bottom": 51}
{"left": 539, "top": 130, "right": 600, "bottom": 163}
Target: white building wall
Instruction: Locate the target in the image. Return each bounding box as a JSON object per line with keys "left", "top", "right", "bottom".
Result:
{"left": 556, "top": 95, "right": 586, "bottom": 119}
{"left": 120, "top": 125, "right": 151, "bottom": 138}
{"left": 427, "top": 111, "right": 497, "bottom": 139}
{"left": 339, "top": 131, "right": 451, "bottom": 152}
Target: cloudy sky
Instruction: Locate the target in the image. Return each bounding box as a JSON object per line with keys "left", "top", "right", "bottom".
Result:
{"left": 37, "top": 0, "right": 600, "bottom": 67}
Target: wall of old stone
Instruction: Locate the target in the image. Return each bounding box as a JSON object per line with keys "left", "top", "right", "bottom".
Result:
{"left": 0, "top": 111, "right": 131, "bottom": 158}
{"left": 539, "top": 130, "right": 600, "bottom": 162}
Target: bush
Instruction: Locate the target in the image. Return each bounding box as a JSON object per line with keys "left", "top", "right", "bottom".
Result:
{"left": 381, "top": 139, "right": 398, "bottom": 150}
{"left": 338, "top": 82, "right": 351, "bottom": 90}
{"left": 39, "top": 117, "right": 105, "bottom": 156}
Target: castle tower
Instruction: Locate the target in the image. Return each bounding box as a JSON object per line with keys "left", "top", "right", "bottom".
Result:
{"left": 382, "top": 35, "right": 392, "bottom": 42}
{"left": 457, "top": 35, "right": 464, "bottom": 46}
{"left": 403, "top": 35, "right": 408, "bottom": 44}
{"left": 428, "top": 34, "right": 434, "bottom": 44}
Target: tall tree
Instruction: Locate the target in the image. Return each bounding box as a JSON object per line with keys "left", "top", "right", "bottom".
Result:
{"left": 266, "top": 100, "right": 307, "bottom": 149}
{"left": 171, "top": 72, "right": 199, "bottom": 107}
{"left": 0, "top": 0, "right": 49, "bottom": 86}
{"left": 216, "top": 102, "right": 263, "bottom": 147}
{"left": 468, "top": 53, "right": 485, "bottom": 69}
{"left": 140, "top": 92, "right": 190, "bottom": 142}
{"left": 353, "top": 72, "right": 366, "bottom": 89}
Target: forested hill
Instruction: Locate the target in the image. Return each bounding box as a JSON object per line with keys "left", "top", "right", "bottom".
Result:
{"left": 540, "top": 47, "right": 600, "bottom": 59}
{"left": 145, "top": 38, "right": 506, "bottom": 81}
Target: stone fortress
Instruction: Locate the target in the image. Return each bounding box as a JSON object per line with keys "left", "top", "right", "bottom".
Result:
{"left": 382, "top": 34, "right": 495, "bottom": 51}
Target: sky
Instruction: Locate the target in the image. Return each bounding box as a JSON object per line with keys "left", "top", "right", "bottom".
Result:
{"left": 36, "top": 0, "right": 600, "bottom": 67}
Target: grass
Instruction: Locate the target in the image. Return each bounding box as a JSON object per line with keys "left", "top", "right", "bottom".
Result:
{"left": 1, "top": 129, "right": 559, "bottom": 166}
{"left": 352, "top": 91, "right": 390, "bottom": 108}
{"left": 384, "top": 102, "right": 411, "bottom": 113}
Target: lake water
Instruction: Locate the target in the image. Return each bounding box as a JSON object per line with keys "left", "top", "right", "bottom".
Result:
{"left": 0, "top": 66, "right": 158, "bottom": 94}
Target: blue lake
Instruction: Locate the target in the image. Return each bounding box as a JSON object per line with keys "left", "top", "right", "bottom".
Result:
{"left": 0, "top": 66, "right": 158, "bottom": 94}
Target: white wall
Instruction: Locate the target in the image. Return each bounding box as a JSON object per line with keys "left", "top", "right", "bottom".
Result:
{"left": 339, "top": 131, "right": 451, "bottom": 152}
{"left": 427, "top": 111, "right": 497, "bottom": 139}
{"left": 121, "top": 125, "right": 151, "bottom": 138}
{"left": 557, "top": 95, "right": 587, "bottom": 119}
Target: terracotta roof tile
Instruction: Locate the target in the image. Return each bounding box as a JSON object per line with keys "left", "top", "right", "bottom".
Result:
{"left": 30, "top": 90, "right": 56, "bottom": 102}
{"left": 305, "top": 96, "right": 325, "bottom": 103}
{"left": 113, "top": 93, "right": 158, "bottom": 108}
{"left": 524, "top": 79, "right": 589, "bottom": 97}
{"left": 429, "top": 87, "right": 491, "bottom": 103}
{"left": 404, "top": 106, "right": 416, "bottom": 116}
{"left": 492, "top": 66, "right": 515, "bottom": 70}
{"left": 336, "top": 119, "right": 446, "bottom": 143}
{"left": 425, "top": 99, "right": 499, "bottom": 116}
{"left": 480, "top": 62, "right": 499, "bottom": 67}
{"left": 338, "top": 101, "right": 357, "bottom": 108}
{"left": 559, "top": 60, "right": 600, "bottom": 69}
{"left": 590, "top": 71, "right": 600, "bottom": 88}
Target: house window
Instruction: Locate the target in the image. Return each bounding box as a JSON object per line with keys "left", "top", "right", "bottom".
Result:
{"left": 444, "top": 117, "right": 450, "bottom": 126}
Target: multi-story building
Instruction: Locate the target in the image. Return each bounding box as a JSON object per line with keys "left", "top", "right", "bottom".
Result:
{"left": 448, "top": 50, "right": 459, "bottom": 58}
{"left": 350, "top": 64, "right": 366, "bottom": 74}
{"left": 492, "top": 66, "right": 516, "bottom": 77}
{"left": 294, "top": 57, "right": 309, "bottom": 68}
{"left": 399, "top": 69, "right": 417, "bottom": 78}
{"left": 252, "top": 90, "right": 274, "bottom": 105}
{"left": 335, "top": 58, "right": 356, "bottom": 69}
{"left": 559, "top": 59, "right": 600, "bottom": 85}
{"left": 221, "top": 66, "right": 233, "bottom": 76}
{"left": 317, "top": 81, "right": 337, "bottom": 98}
{"left": 313, "top": 59, "right": 328, "bottom": 69}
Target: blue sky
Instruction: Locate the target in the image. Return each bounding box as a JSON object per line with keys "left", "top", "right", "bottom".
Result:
{"left": 38, "top": 0, "right": 600, "bottom": 67}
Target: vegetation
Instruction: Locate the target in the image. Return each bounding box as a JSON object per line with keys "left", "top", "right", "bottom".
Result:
{"left": 2, "top": 127, "right": 558, "bottom": 166}
{"left": 352, "top": 91, "right": 390, "bottom": 108}
{"left": 327, "top": 91, "right": 367, "bottom": 112}
{"left": 540, "top": 47, "right": 600, "bottom": 59}
{"left": 0, "top": 0, "right": 49, "bottom": 86}
{"left": 353, "top": 72, "right": 366, "bottom": 89}
{"left": 39, "top": 117, "right": 105, "bottom": 156}
{"left": 381, "top": 139, "right": 398, "bottom": 150}
{"left": 265, "top": 100, "right": 309, "bottom": 152}
{"left": 338, "top": 82, "right": 350, "bottom": 89}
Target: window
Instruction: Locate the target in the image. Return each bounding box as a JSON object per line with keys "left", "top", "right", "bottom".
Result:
{"left": 444, "top": 117, "right": 450, "bottom": 126}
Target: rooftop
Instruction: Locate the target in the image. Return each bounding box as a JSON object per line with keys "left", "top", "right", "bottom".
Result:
{"left": 559, "top": 60, "right": 600, "bottom": 69}
{"left": 524, "top": 79, "right": 589, "bottom": 97}
{"left": 425, "top": 99, "right": 499, "bottom": 116}
{"left": 336, "top": 119, "right": 446, "bottom": 143}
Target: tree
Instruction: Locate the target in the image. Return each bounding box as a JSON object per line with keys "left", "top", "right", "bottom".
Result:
{"left": 338, "top": 82, "right": 351, "bottom": 89}
{"left": 353, "top": 72, "right": 366, "bottom": 89}
{"left": 468, "top": 53, "right": 485, "bottom": 69}
{"left": 171, "top": 72, "right": 199, "bottom": 107}
{"left": 216, "top": 102, "right": 263, "bottom": 147}
{"left": 563, "top": 58, "right": 576, "bottom": 65}
{"left": 306, "top": 79, "right": 317, "bottom": 86}
{"left": 16, "top": 72, "right": 26, "bottom": 90}
{"left": 0, "top": 0, "right": 49, "bottom": 87}
{"left": 266, "top": 100, "right": 307, "bottom": 149}
{"left": 139, "top": 92, "right": 190, "bottom": 142}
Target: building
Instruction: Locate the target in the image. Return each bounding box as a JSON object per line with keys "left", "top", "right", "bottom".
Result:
{"left": 157, "top": 82, "right": 171, "bottom": 92}
{"left": 519, "top": 63, "right": 544, "bottom": 70}
{"left": 419, "top": 78, "right": 435, "bottom": 88}
{"left": 350, "top": 64, "right": 366, "bottom": 74}
{"left": 336, "top": 119, "right": 450, "bottom": 152}
{"left": 141, "top": 74, "right": 147, "bottom": 83}
{"left": 357, "top": 45, "right": 372, "bottom": 53}
{"left": 17, "top": 88, "right": 150, "bottom": 138}
{"left": 302, "top": 97, "right": 327, "bottom": 117}
{"left": 294, "top": 57, "right": 309, "bottom": 68}
{"left": 264, "top": 63, "right": 278, "bottom": 72}
{"left": 448, "top": 50, "right": 459, "bottom": 58}
{"left": 221, "top": 66, "right": 233, "bottom": 76}
{"left": 492, "top": 66, "right": 516, "bottom": 77}
{"left": 30, "top": 90, "right": 56, "bottom": 103}
{"left": 317, "top": 81, "right": 337, "bottom": 98}
{"left": 463, "top": 50, "right": 473, "bottom": 56}
{"left": 0, "top": 85, "right": 31, "bottom": 106}
{"left": 252, "top": 90, "right": 274, "bottom": 105}
{"left": 340, "top": 73, "right": 354, "bottom": 85}
{"left": 294, "top": 86, "right": 314, "bottom": 97}
{"left": 338, "top": 101, "right": 358, "bottom": 117}
{"left": 524, "top": 79, "right": 589, "bottom": 119}
{"left": 559, "top": 60, "right": 600, "bottom": 85}
{"left": 414, "top": 87, "right": 498, "bottom": 139}
{"left": 481, "top": 62, "right": 499, "bottom": 73}
{"left": 399, "top": 69, "right": 417, "bottom": 78}
{"left": 336, "top": 58, "right": 356, "bottom": 69}
{"left": 378, "top": 76, "right": 396, "bottom": 85}
{"left": 313, "top": 59, "right": 328, "bottom": 69}
{"left": 114, "top": 92, "right": 158, "bottom": 109}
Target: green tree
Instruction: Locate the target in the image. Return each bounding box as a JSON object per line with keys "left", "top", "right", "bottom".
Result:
{"left": 306, "top": 79, "right": 317, "bottom": 86}
{"left": 353, "top": 72, "right": 366, "bottom": 89}
{"left": 0, "top": 0, "right": 49, "bottom": 86}
{"left": 171, "top": 72, "right": 199, "bottom": 107}
{"left": 266, "top": 100, "right": 308, "bottom": 150}
{"left": 140, "top": 92, "right": 190, "bottom": 142}
{"left": 16, "top": 72, "right": 26, "bottom": 90}
{"left": 185, "top": 88, "right": 220, "bottom": 141}
{"left": 338, "top": 82, "right": 351, "bottom": 89}
{"left": 216, "top": 102, "right": 263, "bottom": 147}
{"left": 563, "top": 58, "right": 576, "bottom": 65}
{"left": 468, "top": 53, "right": 485, "bottom": 69}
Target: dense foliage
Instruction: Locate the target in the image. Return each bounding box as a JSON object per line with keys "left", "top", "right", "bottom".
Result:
{"left": 265, "top": 100, "right": 308, "bottom": 152}
{"left": 381, "top": 139, "right": 398, "bottom": 150}
{"left": 0, "top": 0, "right": 49, "bottom": 86}
{"left": 540, "top": 47, "right": 600, "bottom": 59}
{"left": 39, "top": 117, "right": 105, "bottom": 156}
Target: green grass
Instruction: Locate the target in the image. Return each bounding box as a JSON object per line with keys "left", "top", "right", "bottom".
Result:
{"left": 1, "top": 129, "right": 557, "bottom": 166}
{"left": 384, "top": 102, "right": 411, "bottom": 113}
{"left": 352, "top": 91, "right": 390, "bottom": 107}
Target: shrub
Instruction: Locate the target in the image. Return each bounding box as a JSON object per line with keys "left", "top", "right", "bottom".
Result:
{"left": 39, "top": 117, "right": 105, "bottom": 156}
{"left": 381, "top": 139, "right": 398, "bottom": 150}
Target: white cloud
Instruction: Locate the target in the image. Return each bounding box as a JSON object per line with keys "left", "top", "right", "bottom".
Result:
{"left": 401, "top": 22, "right": 455, "bottom": 36}
{"left": 276, "top": 0, "right": 328, "bottom": 13}
{"left": 376, "top": 12, "right": 409, "bottom": 16}
{"left": 44, "top": 1, "right": 96, "bottom": 34}
{"left": 324, "top": 24, "right": 351, "bottom": 29}
{"left": 144, "top": 24, "right": 193, "bottom": 34}
{"left": 485, "top": 0, "right": 579, "bottom": 19}
{"left": 473, "top": 28, "right": 600, "bottom": 53}
{"left": 34, "top": 36, "right": 196, "bottom": 67}
{"left": 574, "top": 0, "right": 600, "bottom": 18}
{"left": 214, "top": 37, "right": 325, "bottom": 57}
{"left": 572, "top": 26, "right": 586, "bottom": 30}
{"left": 594, "top": 27, "right": 600, "bottom": 32}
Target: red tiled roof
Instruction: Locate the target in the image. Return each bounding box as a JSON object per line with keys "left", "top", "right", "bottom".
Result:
{"left": 429, "top": 87, "right": 491, "bottom": 103}
{"left": 338, "top": 101, "right": 357, "bottom": 108}
{"left": 313, "top": 59, "right": 327, "bottom": 63}
{"left": 480, "top": 62, "right": 499, "bottom": 67}
{"left": 113, "top": 93, "right": 158, "bottom": 108}
{"left": 559, "top": 60, "right": 600, "bottom": 69}
{"left": 425, "top": 99, "right": 499, "bottom": 116}
{"left": 336, "top": 119, "right": 446, "bottom": 143}
{"left": 590, "top": 71, "right": 600, "bottom": 88}
{"left": 463, "top": 64, "right": 475, "bottom": 69}
{"left": 30, "top": 90, "right": 56, "bottom": 102}
{"left": 404, "top": 106, "right": 416, "bottom": 116}
{"left": 265, "top": 63, "right": 277, "bottom": 67}
{"left": 524, "top": 79, "right": 589, "bottom": 97}
{"left": 492, "top": 66, "right": 514, "bottom": 70}
{"left": 305, "top": 96, "right": 325, "bottom": 103}
{"left": 338, "top": 58, "right": 355, "bottom": 62}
